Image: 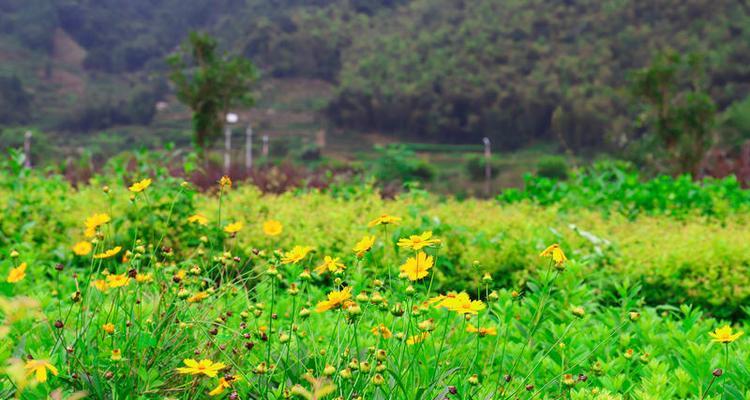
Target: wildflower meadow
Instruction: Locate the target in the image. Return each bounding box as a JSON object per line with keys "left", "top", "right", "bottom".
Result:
{"left": 1, "top": 169, "right": 749, "bottom": 400}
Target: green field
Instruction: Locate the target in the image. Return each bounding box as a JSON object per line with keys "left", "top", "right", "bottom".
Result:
{"left": 0, "top": 163, "right": 748, "bottom": 399}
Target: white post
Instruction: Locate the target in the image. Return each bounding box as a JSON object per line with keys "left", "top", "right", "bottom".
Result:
{"left": 262, "top": 135, "right": 269, "bottom": 158}
{"left": 224, "top": 113, "right": 238, "bottom": 174}
{"left": 224, "top": 125, "right": 231, "bottom": 174}
{"left": 245, "top": 124, "right": 253, "bottom": 173}
{"left": 24, "top": 131, "right": 32, "bottom": 169}
{"left": 483, "top": 137, "right": 491, "bottom": 196}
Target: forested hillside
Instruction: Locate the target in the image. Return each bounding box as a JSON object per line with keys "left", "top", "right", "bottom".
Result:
{"left": 1, "top": 0, "right": 749, "bottom": 153}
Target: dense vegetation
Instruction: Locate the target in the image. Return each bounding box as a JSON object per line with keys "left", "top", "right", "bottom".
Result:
{"left": 1, "top": 157, "right": 750, "bottom": 398}
{"left": 501, "top": 161, "right": 750, "bottom": 219}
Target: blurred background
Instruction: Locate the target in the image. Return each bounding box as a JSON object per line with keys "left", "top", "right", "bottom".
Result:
{"left": 0, "top": 0, "right": 749, "bottom": 196}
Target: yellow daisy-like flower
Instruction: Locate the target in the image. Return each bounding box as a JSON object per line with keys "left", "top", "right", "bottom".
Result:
{"left": 281, "top": 246, "right": 313, "bottom": 264}
{"left": 440, "top": 292, "right": 486, "bottom": 315}
{"left": 102, "top": 323, "right": 115, "bottom": 334}
{"left": 106, "top": 273, "right": 130, "bottom": 289}
{"left": 367, "top": 214, "right": 401, "bottom": 227}
{"left": 84, "top": 213, "right": 111, "bottom": 238}
{"left": 399, "top": 252, "right": 433, "bottom": 281}
{"left": 93, "top": 246, "right": 122, "bottom": 259}
{"left": 315, "top": 287, "right": 353, "bottom": 313}
{"left": 539, "top": 244, "right": 567, "bottom": 266}
{"left": 187, "top": 292, "right": 210, "bottom": 303}
{"left": 219, "top": 176, "right": 232, "bottom": 188}
{"left": 209, "top": 376, "right": 241, "bottom": 396}
{"left": 406, "top": 332, "right": 430, "bottom": 345}
{"left": 371, "top": 324, "right": 393, "bottom": 339}
{"left": 315, "top": 256, "right": 346, "bottom": 275}
{"left": 263, "top": 220, "right": 283, "bottom": 236}
{"left": 72, "top": 241, "right": 92, "bottom": 256}
{"left": 397, "top": 231, "right": 441, "bottom": 251}
{"left": 24, "top": 359, "right": 58, "bottom": 383}
{"left": 135, "top": 272, "right": 153, "bottom": 283}
{"left": 224, "top": 221, "right": 243, "bottom": 234}
{"left": 111, "top": 349, "right": 122, "bottom": 361}
{"left": 466, "top": 324, "right": 497, "bottom": 337}
{"left": 709, "top": 325, "right": 744, "bottom": 344}
{"left": 128, "top": 178, "right": 152, "bottom": 193}
{"left": 353, "top": 236, "right": 375, "bottom": 258}
{"left": 176, "top": 359, "right": 226, "bottom": 377}
{"left": 91, "top": 279, "right": 109, "bottom": 292}
{"left": 187, "top": 214, "right": 209, "bottom": 226}
{"left": 6, "top": 262, "right": 27, "bottom": 283}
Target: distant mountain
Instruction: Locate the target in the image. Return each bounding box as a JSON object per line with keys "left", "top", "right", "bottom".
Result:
{"left": 1, "top": 0, "right": 749, "bottom": 152}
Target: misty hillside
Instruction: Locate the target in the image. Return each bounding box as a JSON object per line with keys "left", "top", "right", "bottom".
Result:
{"left": 1, "top": 0, "right": 749, "bottom": 152}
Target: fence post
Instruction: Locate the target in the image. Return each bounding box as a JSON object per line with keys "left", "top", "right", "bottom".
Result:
{"left": 483, "top": 137, "right": 491, "bottom": 196}
{"left": 245, "top": 124, "right": 253, "bottom": 173}
{"left": 262, "top": 135, "right": 269, "bottom": 158}
{"left": 24, "top": 131, "right": 32, "bottom": 169}
{"left": 224, "top": 125, "right": 232, "bottom": 174}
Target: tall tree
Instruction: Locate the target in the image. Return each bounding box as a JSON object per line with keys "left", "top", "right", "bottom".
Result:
{"left": 167, "top": 32, "right": 257, "bottom": 152}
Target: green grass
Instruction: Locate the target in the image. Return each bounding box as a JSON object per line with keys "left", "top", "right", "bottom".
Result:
{"left": 0, "top": 168, "right": 748, "bottom": 399}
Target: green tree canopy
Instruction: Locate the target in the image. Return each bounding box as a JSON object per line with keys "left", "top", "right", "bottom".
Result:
{"left": 167, "top": 32, "right": 257, "bottom": 151}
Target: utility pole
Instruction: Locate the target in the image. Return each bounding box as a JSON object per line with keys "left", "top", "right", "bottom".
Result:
{"left": 245, "top": 124, "right": 253, "bottom": 173}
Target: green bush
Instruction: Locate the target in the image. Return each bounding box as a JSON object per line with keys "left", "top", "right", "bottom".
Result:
{"left": 371, "top": 144, "right": 436, "bottom": 184}
{"left": 536, "top": 155, "right": 570, "bottom": 180}
{"left": 500, "top": 160, "right": 750, "bottom": 219}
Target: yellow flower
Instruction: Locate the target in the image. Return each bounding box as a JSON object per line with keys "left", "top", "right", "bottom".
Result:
{"left": 263, "top": 220, "right": 283, "bottom": 236}
{"left": 441, "top": 292, "right": 486, "bottom": 315}
{"left": 315, "top": 287, "right": 353, "bottom": 312}
{"left": 24, "top": 359, "right": 58, "bottom": 383}
{"left": 466, "top": 324, "right": 497, "bottom": 337}
{"left": 209, "top": 376, "right": 240, "bottom": 396}
{"left": 281, "top": 246, "right": 313, "bottom": 264}
{"left": 399, "top": 252, "right": 433, "bottom": 281}
{"left": 368, "top": 214, "right": 401, "bottom": 227}
{"left": 371, "top": 324, "right": 393, "bottom": 339}
{"left": 128, "top": 178, "right": 152, "bottom": 193}
{"left": 187, "top": 214, "right": 209, "bottom": 226}
{"left": 187, "top": 292, "right": 210, "bottom": 303}
{"left": 397, "top": 231, "right": 441, "bottom": 251}
{"left": 106, "top": 273, "right": 130, "bottom": 289}
{"left": 176, "top": 359, "right": 226, "bottom": 377}
{"left": 290, "top": 375, "right": 336, "bottom": 400}
{"left": 709, "top": 325, "right": 744, "bottom": 344}
{"left": 6, "top": 262, "right": 27, "bottom": 283}
{"left": 406, "top": 332, "right": 430, "bottom": 345}
{"left": 102, "top": 323, "right": 115, "bottom": 334}
{"left": 92, "top": 279, "right": 109, "bottom": 292}
{"left": 539, "top": 244, "right": 567, "bottom": 266}
{"left": 72, "top": 241, "right": 92, "bottom": 256}
{"left": 353, "top": 236, "right": 375, "bottom": 258}
{"left": 427, "top": 292, "right": 459, "bottom": 307}
{"left": 315, "top": 256, "right": 346, "bottom": 275}
{"left": 219, "top": 176, "right": 232, "bottom": 188}
{"left": 135, "top": 273, "right": 153, "bottom": 283}
{"left": 93, "top": 246, "right": 122, "bottom": 259}
{"left": 224, "top": 221, "right": 243, "bottom": 234}
{"left": 111, "top": 349, "right": 122, "bottom": 361}
{"left": 84, "top": 213, "right": 111, "bottom": 238}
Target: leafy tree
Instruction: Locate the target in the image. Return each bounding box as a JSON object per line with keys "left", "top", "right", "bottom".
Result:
{"left": 167, "top": 32, "right": 258, "bottom": 152}
{"left": 630, "top": 52, "right": 717, "bottom": 176}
